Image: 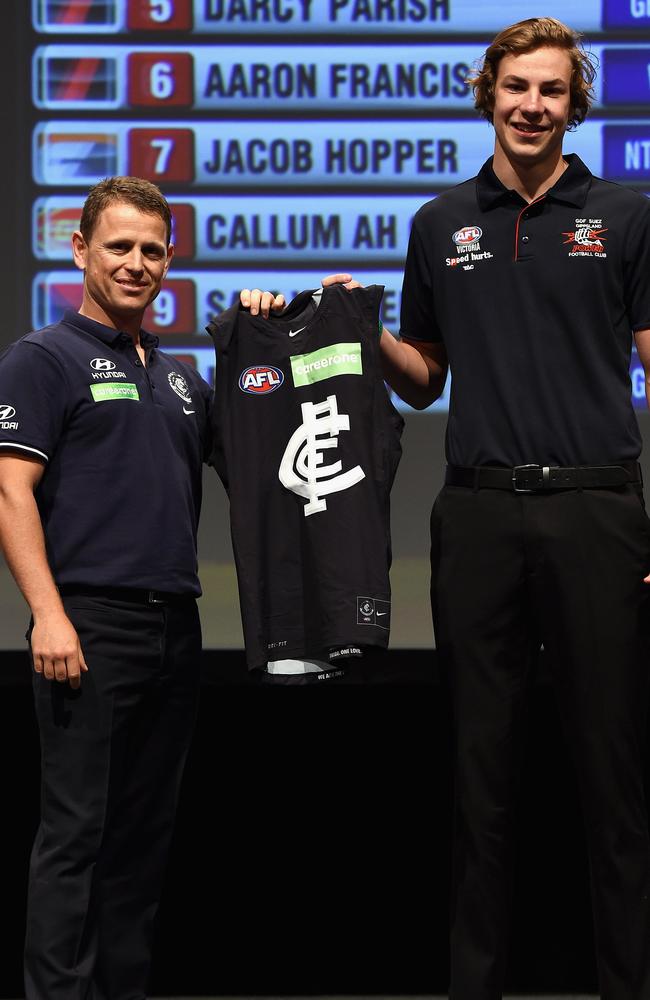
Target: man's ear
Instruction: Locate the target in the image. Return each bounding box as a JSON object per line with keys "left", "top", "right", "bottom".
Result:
{"left": 71, "top": 230, "right": 87, "bottom": 272}
{"left": 163, "top": 242, "right": 175, "bottom": 277}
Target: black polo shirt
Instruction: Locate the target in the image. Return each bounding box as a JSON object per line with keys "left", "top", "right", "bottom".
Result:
{"left": 0, "top": 310, "right": 212, "bottom": 594}
{"left": 401, "top": 154, "right": 650, "bottom": 467}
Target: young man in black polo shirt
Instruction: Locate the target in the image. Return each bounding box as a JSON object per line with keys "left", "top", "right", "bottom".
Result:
{"left": 0, "top": 178, "right": 212, "bottom": 999}
{"left": 385, "top": 16, "right": 650, "bottom": 1000}
{"left": 245, "top": 13, "right": 650, "bottom": 1000}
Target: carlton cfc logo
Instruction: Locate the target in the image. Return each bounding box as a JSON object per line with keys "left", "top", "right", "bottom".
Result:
{"left": 239, "top": 365, "right": 284, "bottom": 394}
{"left": 453, "top": 226, "right": 482, "bottom": 247}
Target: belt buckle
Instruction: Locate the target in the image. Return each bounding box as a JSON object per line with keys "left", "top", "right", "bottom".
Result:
{"left": 147, "top": 590, "right": 165, "bottom": 604}
{"left": 512, "top": 464, "right": 547, "bottom": 493}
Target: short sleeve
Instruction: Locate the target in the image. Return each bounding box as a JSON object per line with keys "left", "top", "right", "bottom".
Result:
{"left": 399, "top": 210, "right": 443, "bottom": 344}
{"left": 624, "top": 195, "right": 650, "bottom": 332}
{"left": 0, "top": 340, "right": 68, "bottom": 462}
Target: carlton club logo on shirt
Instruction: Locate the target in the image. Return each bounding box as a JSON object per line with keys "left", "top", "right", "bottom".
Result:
{"left": 0, "top": 404, "right": 18, "bottom": 429}
{"left": 89, "top": 358, "right": 127, "bottom": 380}
{"left": 278, "top": 394, "right": 365, "bottom": 516}
{"left": 446, "top": 225, "right": 493, "bottom": 269}
{"left": 239, "top": 365, "right": 285, "bottom": 394}
{"left": 167, "top": 371, "right": 193, "bottom": 404}
{"left": 562, "top": 219, "right": 608, "bottom": 258}
{"left": 357, "top": 596, "right": 391, "bottom": 629}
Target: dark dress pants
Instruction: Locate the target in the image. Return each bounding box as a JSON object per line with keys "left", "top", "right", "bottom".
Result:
{"left": 431, "top": 484, "right": 650, "bottom": 1000}
{"left": 24, "top": 594, "right": 202, "bottom": 1000}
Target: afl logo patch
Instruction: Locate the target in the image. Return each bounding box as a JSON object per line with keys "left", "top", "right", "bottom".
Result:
{"left": 90, "top": 358, "right": 116, "bottom": 371}
{"left": 239, "top": 366, "right": 284, "bottom": 394}
{"left": 453, "top": 226, "right": 482, "bottom": 247}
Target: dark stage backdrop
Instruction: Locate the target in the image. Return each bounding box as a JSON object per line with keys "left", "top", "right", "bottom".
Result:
{"left": 0, "top": 1, "right": 649, "bottom": 647}
{"left": 4, "top": 663, "right": 633, "bottom": 998}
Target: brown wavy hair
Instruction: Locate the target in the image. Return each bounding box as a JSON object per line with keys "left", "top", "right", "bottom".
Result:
{"left": 80, "top": 176, "right": 172, "bottom": 244}
{"left": 469, "top": 17, "right": 597, "bottom": 131}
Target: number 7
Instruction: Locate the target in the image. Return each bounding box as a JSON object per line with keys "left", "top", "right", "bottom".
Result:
{"left": 150, "top": 138, "right": 174, "bottom": 174}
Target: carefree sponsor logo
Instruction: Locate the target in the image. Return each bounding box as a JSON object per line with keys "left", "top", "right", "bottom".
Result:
{"left": 290, "top": 343, "right": 362, "bottom": 387}
{"left": 90, "top": 383, "right": 140, "bottom": 403}
{"left": 0, "top": 403, "right": 18, "bottom": 429}
{"left": 239, "top": 365, "right": 285, "bottom": 394}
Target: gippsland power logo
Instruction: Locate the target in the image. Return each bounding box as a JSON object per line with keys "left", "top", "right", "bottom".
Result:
{"left": 562, "top": 219, "right": 608, "bottom": 257}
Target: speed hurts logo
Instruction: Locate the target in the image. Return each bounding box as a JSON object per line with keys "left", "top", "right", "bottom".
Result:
{"left": 446, "top": 224, "right": 493, "bottom": 269}
{"left": 239, "top": 365, "right": 284, "bottom": 394}
{"left": 562, "top": 219, "right": 608, "bottom": 257}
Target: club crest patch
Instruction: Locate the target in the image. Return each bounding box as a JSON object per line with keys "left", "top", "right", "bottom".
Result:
{"left": 562, "top": 218, "right": 608, "bottom": 257}
{"left": 168, "top": 371, "right": 193, "bottom": 403}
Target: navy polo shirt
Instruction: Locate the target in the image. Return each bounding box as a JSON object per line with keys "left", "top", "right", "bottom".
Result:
{"left": 401, "top": 154, "right": 650, "bottom": 467}
{"left": 0, "top": 310, "right": 212, "bottom": 594}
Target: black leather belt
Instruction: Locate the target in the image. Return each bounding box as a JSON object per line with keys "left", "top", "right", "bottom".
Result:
{"left": 57, "top": 585, "right": 192, "bottom": 605}
{"left": 445, "top": 461, "right": 642, "bottom": 493}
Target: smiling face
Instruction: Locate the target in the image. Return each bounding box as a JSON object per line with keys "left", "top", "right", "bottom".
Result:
{"left": 492, "top": 46, "right": 572, "bottom": 176}
{"left": 72, "top": 200, "right": 174, "bottom": 334}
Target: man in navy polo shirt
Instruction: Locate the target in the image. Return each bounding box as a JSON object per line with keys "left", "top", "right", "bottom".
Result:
{"left": 383, "top": 16, "right": 650, "bottom": 1000}
{"left": 0, "top": 177, "right": 211, "bottom": 999}
{"left": 249, "top": 14, "right": 650, "bottom": 1000}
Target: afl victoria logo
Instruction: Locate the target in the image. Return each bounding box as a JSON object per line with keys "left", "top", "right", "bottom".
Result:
{"left": 453, "top": 226, "right": 482, "bottom": 247}
{"left": 239, "top": 365, "right": 284, "bottom": 394}
{"left": 0, "top": 405, "right": 16, "bottom": 420}
{"left": 90, "top": 358, "right": 116, "bottom": 371}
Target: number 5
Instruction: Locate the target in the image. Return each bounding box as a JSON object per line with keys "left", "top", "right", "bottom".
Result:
{"left": 149, "top": 0, "right": 173, "bottom": 22}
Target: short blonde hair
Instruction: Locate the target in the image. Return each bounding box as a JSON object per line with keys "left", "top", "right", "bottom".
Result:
{"left": 469, "top": 17, "right": 597, "bottom": 131}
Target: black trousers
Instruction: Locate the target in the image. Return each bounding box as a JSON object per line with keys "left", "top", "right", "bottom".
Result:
{"left": 430, "top": 484, "right": 650, "bottom": 1000}
{"left": 24, "top": 593, "right": 202, "bottom": 1000}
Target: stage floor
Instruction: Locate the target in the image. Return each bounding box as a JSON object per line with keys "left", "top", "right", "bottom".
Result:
{"left": 6, "top": 994, "right": 601, "bottom": 999}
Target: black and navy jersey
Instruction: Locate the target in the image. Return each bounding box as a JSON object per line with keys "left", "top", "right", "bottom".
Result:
{"left": 0, "top": 310, "right": 212, "bottom": 594}
{"left": 207, "top": 284, "right": 403, "bottom": 671}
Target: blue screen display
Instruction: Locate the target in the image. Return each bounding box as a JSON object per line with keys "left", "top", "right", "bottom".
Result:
{"left": 27, "top": 0, "right": 650, "bottom": 408}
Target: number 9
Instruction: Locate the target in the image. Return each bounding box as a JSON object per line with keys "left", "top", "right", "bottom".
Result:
{"left": 152, "top": 290, "right": 176, "bottom": 327}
